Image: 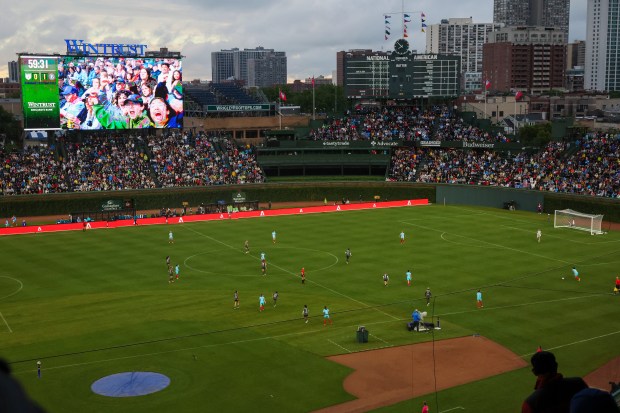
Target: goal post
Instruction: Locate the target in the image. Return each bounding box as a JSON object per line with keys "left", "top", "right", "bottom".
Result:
{"left": 554, "top": 209, "right": 604, "bottom": 235}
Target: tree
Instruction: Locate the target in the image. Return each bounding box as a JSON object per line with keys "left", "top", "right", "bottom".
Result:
{"left": 0, "top": 106, "right": 21, "bottom": 144}
{"left": 518, "top": 122, "right": 552, "bottom": 147}
{"left": 262, "top": 84, "right": 347, "bottom": 115}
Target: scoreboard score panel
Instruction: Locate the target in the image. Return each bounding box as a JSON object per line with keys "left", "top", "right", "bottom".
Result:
{"left": 344, "top": 50, "right": 460, "bottom": 99}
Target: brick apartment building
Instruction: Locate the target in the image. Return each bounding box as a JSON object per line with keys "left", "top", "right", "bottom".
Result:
{"left": 483, "top": 26, "right": 566, "bottom": 94}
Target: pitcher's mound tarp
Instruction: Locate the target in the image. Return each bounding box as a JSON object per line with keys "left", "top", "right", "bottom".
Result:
{"left": 91, "top": 372, "right": 170, "bottom": 397}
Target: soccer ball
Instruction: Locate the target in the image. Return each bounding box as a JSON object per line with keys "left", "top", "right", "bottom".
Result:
{"left": 562, "top": 277, "right": 565, "bottom": 280}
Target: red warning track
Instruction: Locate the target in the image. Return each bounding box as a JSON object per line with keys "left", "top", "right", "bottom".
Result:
{"left": 0, "top": 199, "right": 428, "bottom": 236}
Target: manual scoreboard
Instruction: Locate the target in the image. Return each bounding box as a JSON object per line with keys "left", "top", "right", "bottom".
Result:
{"left": 20, "top": 56, "right": 60, "bottom": 130}
{"left": 343, "top": 39, "right": 461, "bottom": 100}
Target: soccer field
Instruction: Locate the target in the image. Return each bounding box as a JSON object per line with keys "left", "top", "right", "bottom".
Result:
{"left": 1, "top": 204, "right": 619, "bottom": 412}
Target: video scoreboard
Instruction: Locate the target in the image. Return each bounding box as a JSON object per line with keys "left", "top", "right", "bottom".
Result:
{"left": 343, "top": 40, "right": 461, "bottom": 100}
{"left": 21, "top": 56, "right": 60, "bottom": 130}
{"left": 19, "top": 51, "right": 184, "bottom": 131}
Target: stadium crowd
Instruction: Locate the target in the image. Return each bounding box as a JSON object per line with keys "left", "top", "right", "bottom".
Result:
{"left": 64, "top": 136, "right": 157, "bottom": 191}
{"left": 388, "top": 133, "right": 620, "bottom": 198}
{"left": 148, "top": 132, "right": 264, "bottom": 187}
{"left": 310, "top": 105, "right": 511, "bottom": 143}
{"left": 0, "top": 145, "right": 67, "bottom": 195}
{"left": 0, "top": 131, "right": 264, "bottom": 195}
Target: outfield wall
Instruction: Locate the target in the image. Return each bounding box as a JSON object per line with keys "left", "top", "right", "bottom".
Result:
{"left": 436, "top": 184, "right": 620, "bottom": 222}
{"left": 1, "top": 182, "right": 618, "bottom": 223}
{"left": 436, "top": 185, "right": 545, "bottom": 211}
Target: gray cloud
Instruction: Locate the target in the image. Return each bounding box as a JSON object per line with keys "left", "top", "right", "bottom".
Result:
{"left": 0, "top": 0, "right": 588, "bottom": 81}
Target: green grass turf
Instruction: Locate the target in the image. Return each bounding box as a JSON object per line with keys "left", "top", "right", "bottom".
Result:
{"left": 1, "top": 205, "right": 619, "bottom": 412}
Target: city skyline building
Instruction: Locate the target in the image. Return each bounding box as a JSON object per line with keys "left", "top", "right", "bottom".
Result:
{"left": 483, "top": 26, "right": 566, "bottom": 94}
{"left": 493, "top": 0, "right": 570, "bottom": 42}
{"left": 211, "top": 47, "right": 287, "bottom": 87}
{"left": 567, "top": 40, "right": 586, "bottom": 69}
{"left": 585, "top": 0, "right": 620, "bottom": 92}
{"left": 8, "top": 61, "right": 18, "bottom": 83}
{"left": 426, "top": 17, "right": 503, "bottom": 92}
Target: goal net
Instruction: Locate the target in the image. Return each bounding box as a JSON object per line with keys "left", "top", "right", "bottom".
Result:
{"left": 554, "top": 209, "right": 604, "bottom": 235}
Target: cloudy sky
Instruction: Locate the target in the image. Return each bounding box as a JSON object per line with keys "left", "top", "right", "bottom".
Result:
{"left": 1, "top": 0, "right": 588, "bottom": 82}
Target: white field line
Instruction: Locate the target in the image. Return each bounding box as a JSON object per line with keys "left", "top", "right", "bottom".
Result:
{"left": 436, "top": 293, "right": 603, "bottom": 317}
{"left": 401, "top": 220, "right": 572, "bottom": 265}
{"left": 12, "top": 292, "right": 607, "bottom": 376}
{"left": 450, "top": 207, "right": 620, "bottom": 245}
{"left": 440, "top": 407, "right": 466, "bottom": 412}
{"left": 519, "top": 329, "right": 620, "bottom": 358}
{"left": 500, "top": 224, "right": 620, "bottom": 245}
{"left": 328, "top": 339, "right": 352, "bottom": 354}
{"left": 369, "top": 333, "right": 390, "bottom": 345}
{"left": 183, "top": 225, "right": 399, "bottom": 321}
{"left": 0, "top": 311, "right": 12, "bottom": 333}
{"left": 0, "top": 275, "right": 24, "bottom": 301}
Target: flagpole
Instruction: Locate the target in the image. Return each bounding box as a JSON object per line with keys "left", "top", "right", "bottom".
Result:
{"left": 312, "top": 76, "right": 316, "bottom": 121}
{"left": 334, "top": 84, "right": 337, "bottom": 114}
{"left": 402, "top": 0, "right": 405, "bottom": 36}
{"left": 514, "top": 96, "right": 517, "bottom": 133}
{"left": 278, "top": 90, "right": 282, "bottom": 130}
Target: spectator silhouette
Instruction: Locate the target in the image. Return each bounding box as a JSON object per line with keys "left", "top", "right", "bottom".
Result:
{"left": 522, "top": 351, "right": 588, "bottom": 413}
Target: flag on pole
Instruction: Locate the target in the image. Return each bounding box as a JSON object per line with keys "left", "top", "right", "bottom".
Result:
{"left": 279, "top": 89, "right": 287, "bottom": 102}
{"left": 312, "top": 76, "right": 315, "bottom": 87}
{"left": 485, "top": 79, "right": 491, "bottom": 90}
{"left": 515, "top": 90, "right": 523, "bottom": 100}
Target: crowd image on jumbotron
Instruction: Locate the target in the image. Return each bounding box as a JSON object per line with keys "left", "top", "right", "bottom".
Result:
{"left": 58, "top": 56, "right": 183, "bottom": 130}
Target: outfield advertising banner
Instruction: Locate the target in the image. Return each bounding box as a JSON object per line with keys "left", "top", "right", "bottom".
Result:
{"left": 21, "top": 56, "right": 61, "bottom": 130}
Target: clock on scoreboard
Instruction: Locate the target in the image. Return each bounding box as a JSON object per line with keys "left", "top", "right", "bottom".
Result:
{"left": 21, "top": 57, "right": 57, "bottom": 84}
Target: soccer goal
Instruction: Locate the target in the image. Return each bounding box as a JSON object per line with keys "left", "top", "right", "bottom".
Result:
{"left": 554, "top": 209, "right": 604, "bottom": 235}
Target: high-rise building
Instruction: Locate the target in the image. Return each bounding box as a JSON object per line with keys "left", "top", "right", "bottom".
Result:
{"left": 567, "top": 41, "right": 586, "bottom": 69}
{"left": 8, "top": 61, "right": 18, "bottom": 83}
{"left": 211, "top": 47, "right": 287, "bottom": 87}
{"left": 493, "top": 0, "right": 529, "bottom": 26}
{"left": 247, "top": 52, "right": 287, "bottom": 88}
{"left": 585, "top": 0, "right": 620, "bottom": 92}
{"left": 483, "top": 26, "right": 566, "bottom": 94}
{"left": 493, "top": 0, "right": 570, "bottom": 42}
{"left": 426, "top": 18, "right": 503, "bottom": 92}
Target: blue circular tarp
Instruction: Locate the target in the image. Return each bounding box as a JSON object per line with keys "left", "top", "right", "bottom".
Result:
{"left": 91, "top": 372, "right": 170, "bottom": 397}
